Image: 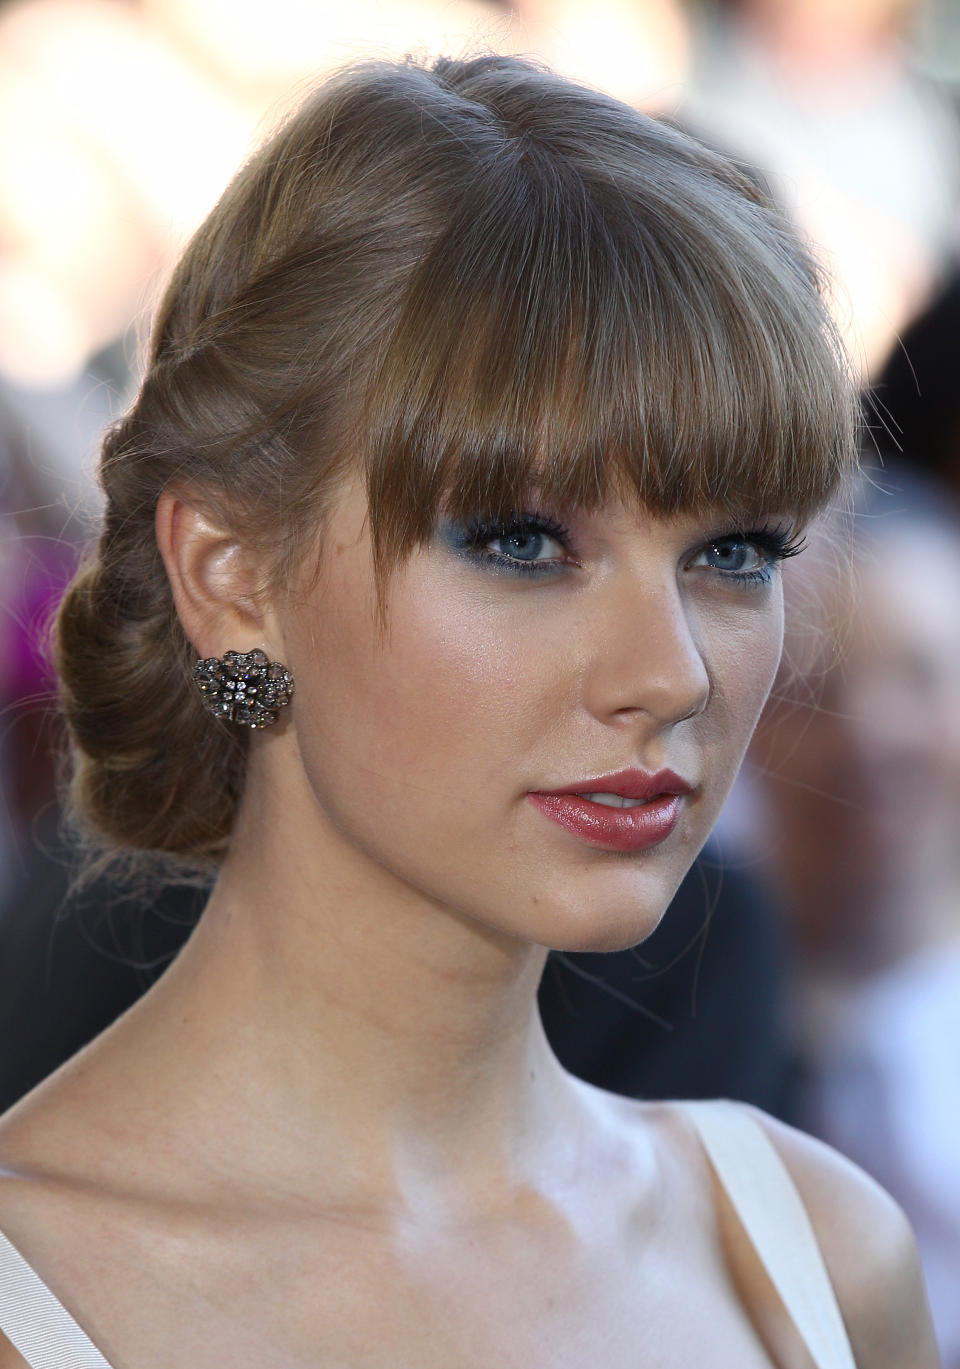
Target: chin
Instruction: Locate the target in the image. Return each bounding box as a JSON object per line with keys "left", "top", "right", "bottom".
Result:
{"left": 520, "top": 873, "right": 684, "bottom": 955}
{"left": 544, "top": 911, "right": 670, "bottom": 956}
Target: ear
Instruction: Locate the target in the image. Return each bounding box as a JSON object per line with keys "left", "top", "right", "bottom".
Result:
{"left": 155, "top": 488, "right": 280, "bottom": 659}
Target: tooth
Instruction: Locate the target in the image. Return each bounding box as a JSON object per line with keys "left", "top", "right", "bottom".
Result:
{"left": 580, "top": 793, "right": 650, "bottom": 808}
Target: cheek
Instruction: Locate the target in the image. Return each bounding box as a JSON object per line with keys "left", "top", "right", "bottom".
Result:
{"left": 699, "top": 590, "right": 785, "bottom": 757}
{"left": 289, "top": 559, "right": 557, "bottom": 810}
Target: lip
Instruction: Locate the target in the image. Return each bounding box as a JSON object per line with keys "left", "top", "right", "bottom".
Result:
{"left": 537, "top": 768, "right": 693, "bottom": 801}
{"left": 527, "top": 768, "right": 693, "bottom": 853}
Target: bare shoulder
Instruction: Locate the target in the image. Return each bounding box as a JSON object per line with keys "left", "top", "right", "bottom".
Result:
{"left": 742, "top": 1105, "right": 939, "bottom": 1369}
{"left": 0, "top": 1069, "right": 117, "bottom": 1345}
{"left": 0, "top": 1120, "right": 68, "bottom": 1369}
{"left": 0, "top": 1066, "right": 87, "bottom": 1194}
{"left": 0, "top": 1103, "right": 47, "bottom": 1369}
{"left": 0, "top": 1333, "right": 30, "bottom": 1368}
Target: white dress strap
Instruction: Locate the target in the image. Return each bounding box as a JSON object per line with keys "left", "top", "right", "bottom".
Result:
{"left": 0, "top": 1231, "right": 113, "bottom": 1369}
{"left": 683, "top": 1099, "right": 856, "bottom": 1369}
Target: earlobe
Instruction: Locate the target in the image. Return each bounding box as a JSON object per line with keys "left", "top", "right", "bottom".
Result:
{"left": 155, "top": 488, "right": 273, "bottom": 659}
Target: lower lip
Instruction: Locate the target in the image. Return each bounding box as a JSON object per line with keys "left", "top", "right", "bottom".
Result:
{"left": 526, "top": 793, "right": 683, "bottom": 852}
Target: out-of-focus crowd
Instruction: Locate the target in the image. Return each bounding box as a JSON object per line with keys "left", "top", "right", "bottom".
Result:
{"left": 2, "top": 0, "right": 960, "bottom": 1363}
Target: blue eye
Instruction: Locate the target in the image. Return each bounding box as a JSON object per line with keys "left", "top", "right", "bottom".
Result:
{"left": 440, "top": 513, "right": 573, "bottom": 577}
{"left": 698, "top": 538, "right": 766, "bottom": 575}
{"left": 488, "top": 526, "right": 564, "bottom": 564}
{"left": 690, "top": 526, "right": 805, "bottom": 586}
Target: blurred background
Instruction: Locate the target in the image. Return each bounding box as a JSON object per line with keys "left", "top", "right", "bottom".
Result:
{"left": 1, "top": 0, "right": 960, "bottom": 1362}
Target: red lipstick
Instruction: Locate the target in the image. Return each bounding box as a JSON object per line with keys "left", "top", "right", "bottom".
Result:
{"left": 527, "top": 768, "right": 693, "bottom": 853}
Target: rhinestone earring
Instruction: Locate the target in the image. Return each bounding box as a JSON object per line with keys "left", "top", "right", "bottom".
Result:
{"left": 194, "top": 649, "right": 294, "bottom": 729}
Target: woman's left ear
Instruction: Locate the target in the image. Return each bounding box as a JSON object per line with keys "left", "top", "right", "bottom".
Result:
{"left": 155, "top": 488, "right": 281, "bottom": 661}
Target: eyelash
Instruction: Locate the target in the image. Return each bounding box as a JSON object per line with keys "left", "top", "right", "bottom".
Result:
{"left": 451, "top": 512, "right": 575, "bottom": 578}
{"left": 451, "top": 513, "right": 805, "bottom": 585}
{"left": 697, "top": 524, "right": 807, "bottom": 587}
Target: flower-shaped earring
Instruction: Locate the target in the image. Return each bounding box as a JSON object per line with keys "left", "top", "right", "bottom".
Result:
{"left": 194, "top": 649, "right": 294, "bottom": 728}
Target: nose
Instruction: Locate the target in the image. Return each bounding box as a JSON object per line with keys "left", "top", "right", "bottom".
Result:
{"left": 580, "top": 572, "right": 710, "bottom": 729}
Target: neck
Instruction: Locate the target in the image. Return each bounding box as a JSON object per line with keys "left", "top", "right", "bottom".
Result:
{"left": 135, "top": 756, "right": 579, "bottom": 1211}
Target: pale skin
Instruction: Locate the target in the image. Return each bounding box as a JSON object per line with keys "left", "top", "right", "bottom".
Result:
{"left": 0, "top": 472, "right": 938, "bottom": 1367}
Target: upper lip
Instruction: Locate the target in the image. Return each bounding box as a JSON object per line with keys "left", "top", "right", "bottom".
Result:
{"left": 536, "top": 768, "right": 694, "bottom": 800}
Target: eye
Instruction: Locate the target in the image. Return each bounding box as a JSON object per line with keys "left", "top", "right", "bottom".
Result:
{"left": 695, "top": 536, "right": 768, "bottom": 575}
{"left": 688, "top": 525, "right": 805, "bottom": 586}
{"left": 440, "top": 512, "right": 575, "bottom": 578}
{"left": 487, "top": 524, "right": 566, "bottom": 564}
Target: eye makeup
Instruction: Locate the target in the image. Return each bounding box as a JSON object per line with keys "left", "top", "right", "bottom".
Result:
{"left": 687, "top": 523, "right": 806, "bottom": 588}
{"left": 437, "top": 512, "right": 576, "bottom": 578}
{"left": 437, "top": 510, "right": 806, "bottom": 586}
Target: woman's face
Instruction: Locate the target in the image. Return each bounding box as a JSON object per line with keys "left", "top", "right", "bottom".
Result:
{"left": 270, "top": 474, "right": 787, "bottom": 952}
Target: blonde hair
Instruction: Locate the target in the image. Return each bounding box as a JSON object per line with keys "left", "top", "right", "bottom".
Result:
{"left": 55, "top": 54, "right": 857, "bottom": 868}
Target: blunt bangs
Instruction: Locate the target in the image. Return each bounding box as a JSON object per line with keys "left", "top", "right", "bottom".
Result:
{"left": 361, "top": 69, "right": 855, "bottom": 585}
